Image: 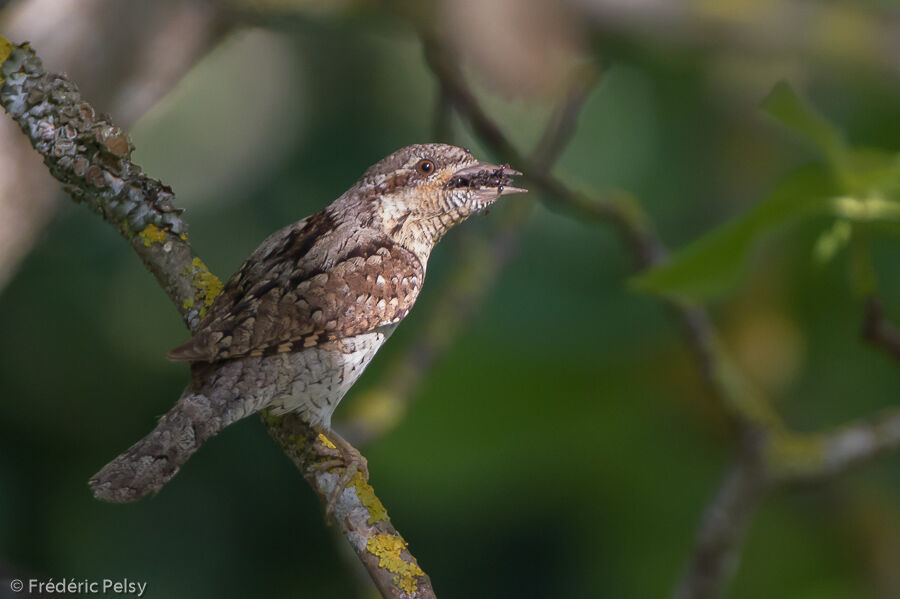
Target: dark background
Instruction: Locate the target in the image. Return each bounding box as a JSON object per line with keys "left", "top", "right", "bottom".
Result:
{"left": 1, "top": 1, "right": 899, "bottom": 597}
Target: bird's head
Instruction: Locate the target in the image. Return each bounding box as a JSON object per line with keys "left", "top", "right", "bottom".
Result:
{"left": 344, "top": 143, "right": 526, "bottom": 264}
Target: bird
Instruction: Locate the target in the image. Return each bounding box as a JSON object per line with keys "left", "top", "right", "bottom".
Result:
{"left": 89, "top": 143, "right": 525, "bottom": 509}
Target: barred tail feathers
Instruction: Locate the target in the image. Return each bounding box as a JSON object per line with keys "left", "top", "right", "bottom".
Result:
{"left": 89, "top": 391, "right": 228, "bottom": 503}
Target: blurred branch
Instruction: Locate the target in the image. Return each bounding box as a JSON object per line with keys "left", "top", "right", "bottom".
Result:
{"left": 863, "top": 295, "right": 900, "bottom": 363}
{"left": 421, "top": 38, "right": 626, "bottom": 225}
{"left": 530, "top": 64, "right": 603, "bottom": 170}
{"left": 767, "top": 409, "right": 900, "bottom": 483}
{"left": 671, "top": 455, "right": 768, "bottom": 599}
{"left": 418, "top": 24, "right": 900, "bottom": 599}
{"left": 420, "top": 31, "right": 774, "bottom": 424}
{"left": 343, "top": 66, "right": 599, "bottom": 443}
{"left": 674, "top": 408, "right": 900, "bottom": 599}
{"left": 0, "top": 39, "right": 433, "bottom": 599}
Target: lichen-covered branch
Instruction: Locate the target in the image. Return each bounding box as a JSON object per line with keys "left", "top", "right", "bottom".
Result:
{"left": 0, "top": 38, "right": 206, "bottom": 328}
{"left": 0, "top": 37, "right": 433, "bottom": 599}
{"left": 0, "top": 0, "right": 224, "bottom": 292}
{"left": 266, "top": 413, "right": 434, "bottom": 597}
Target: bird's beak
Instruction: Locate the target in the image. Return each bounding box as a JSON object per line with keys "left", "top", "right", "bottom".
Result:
{"left": 447, "top": 162, "right": 528, "bottom": 197}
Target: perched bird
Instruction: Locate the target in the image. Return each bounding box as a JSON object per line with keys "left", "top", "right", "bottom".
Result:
{"left": 89, "top": 143, "right": 525, "bottom": 507}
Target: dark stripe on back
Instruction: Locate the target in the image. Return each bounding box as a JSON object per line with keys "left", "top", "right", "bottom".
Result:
{"left": 279, "top": 210, "right": 335, "bottom": 263}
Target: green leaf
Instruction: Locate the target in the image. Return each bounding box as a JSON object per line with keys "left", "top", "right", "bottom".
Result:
{"left": 629, "top": 165, "right": 838, "bottom": 302}
{"left": 761, "top": 82, "right": 849, "bottom": 180}
{"left": 629, "top": 83, "right": 899, "bottom": 303}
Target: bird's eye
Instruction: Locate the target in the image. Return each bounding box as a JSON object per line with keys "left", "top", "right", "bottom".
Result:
{"left": 415, "top": 159, "right": 435, "bottom": 175}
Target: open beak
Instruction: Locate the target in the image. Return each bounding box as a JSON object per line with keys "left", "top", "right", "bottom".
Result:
{"left": 447, "top": 161, "right": 528, "bottom": 197}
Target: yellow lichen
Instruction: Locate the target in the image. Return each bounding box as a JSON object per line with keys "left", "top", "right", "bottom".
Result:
{"left": 182, "top": 297, "right": 195, "bottom": 310}
{"left": 260, "top": 409, "right": 279, "bottom": 427}
{"left": 138, "top": 224, "right": 167, "bottom": 247}
{"left": 318, "top": 433, "right": 337, "bottom": 450}
{"left": 366, "top": 534, "right": 425, "bottom": 595}
{"left": 186, "top": 257, "right": 223, "bottom": 317}
{"left": 0, "top": 37, "right": 11, "bottom": 83}
{"left": 352, "top": 472, "right": 388, "bottom": 524}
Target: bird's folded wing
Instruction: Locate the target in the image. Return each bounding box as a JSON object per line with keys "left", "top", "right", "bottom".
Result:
{"left": 168, "top": 215, "right": 423, "bottom": 363}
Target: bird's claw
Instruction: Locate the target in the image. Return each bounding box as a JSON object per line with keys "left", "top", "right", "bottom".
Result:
{"left": 313, "top": 431, "right": 369, "bottom": 521}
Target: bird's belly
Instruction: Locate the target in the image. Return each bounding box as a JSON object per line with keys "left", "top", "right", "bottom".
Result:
{"left": 268, "top": 325, "right": 396, "bottom": 428}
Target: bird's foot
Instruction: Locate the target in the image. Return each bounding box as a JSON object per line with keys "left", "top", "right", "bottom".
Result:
{"left": 312, "top": 430, "right": 369, "bottom": 521}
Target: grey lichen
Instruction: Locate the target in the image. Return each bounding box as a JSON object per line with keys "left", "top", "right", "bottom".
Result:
{"left": 0, "top": 43, "right": 187, "bottom": 237}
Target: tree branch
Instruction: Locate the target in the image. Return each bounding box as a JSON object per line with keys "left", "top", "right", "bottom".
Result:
{"left": 0, "top": 38, "right": 433, "bottom": 599}
{"left": 530, "top": 64, "right": 603, "bottom": 171}
{"left": 863, "top": 295, "right": 900, "bottom": 363}
{"left": 673, "top": 409, "right": 900, "bottom": 599}
{"left": 765, "top": 409, "right": 900, "bottom": 483}
{"left": 0, "top": 0, "right": 225, "bottom": 291}
{"left": 671, "top": 455, "right": 768, "bottom": 599}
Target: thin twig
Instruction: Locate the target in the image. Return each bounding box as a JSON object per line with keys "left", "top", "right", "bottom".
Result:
{"left": 863, "top": 295, "right": 900, "bottom": 363}
{"left": 671, "top": 455, "right": 768, "bottom": 599}
{"left": 531, "top": 64, "right": 603, "bottom": 170}
{"left": 0, "top": 38, "right": 433, "bottom": 599}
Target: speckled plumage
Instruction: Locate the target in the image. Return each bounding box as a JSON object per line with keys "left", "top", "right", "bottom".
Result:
{"left": 167, "top": 214, "right": 423, "bottom": 362}
{"left": 89, "top": 143, "right": 525, "bottom": 503}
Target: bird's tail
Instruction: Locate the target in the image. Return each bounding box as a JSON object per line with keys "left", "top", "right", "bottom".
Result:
{"left": 89, "top": 389, "right": 230, "bottom": 503}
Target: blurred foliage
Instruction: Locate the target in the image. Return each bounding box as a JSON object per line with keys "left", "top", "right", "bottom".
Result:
{"left": 631, "top": 82, "right": 900, "bottom": 302}
{"left": 1, "top": 2, "right": 899, "bottom": 599}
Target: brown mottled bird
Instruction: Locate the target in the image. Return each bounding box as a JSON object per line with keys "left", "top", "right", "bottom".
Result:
{"left": 89, "top": 143, "right": 525, "bottom": 506}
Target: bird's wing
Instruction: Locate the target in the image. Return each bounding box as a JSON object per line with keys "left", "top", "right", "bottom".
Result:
{"left": 168, "top": 212, "right": 424, "bottom": 363}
